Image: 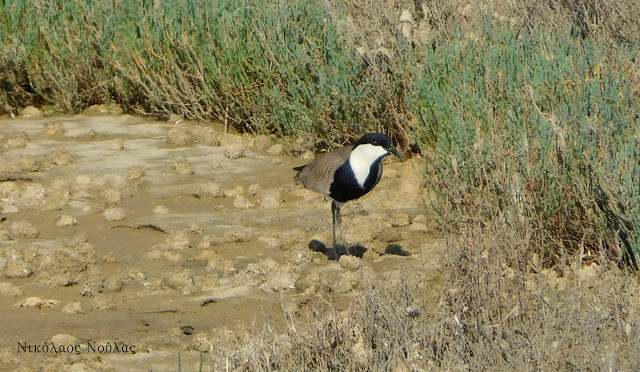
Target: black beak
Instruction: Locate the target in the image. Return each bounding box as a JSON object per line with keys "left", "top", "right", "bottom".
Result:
{"left": 387, "top": 147, "right": 403, "bottom": 161}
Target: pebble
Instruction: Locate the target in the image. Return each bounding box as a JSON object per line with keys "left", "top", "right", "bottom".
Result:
{"left": 224, "top": 145, "right": 246, "bottom": 160}
{"left": 164, "top": 231, "right": 191, "bottom": 250}
{"left": 76, "top": 175, "right": 92, "bottom": 188}
{"left": 49, "top": 149, "right": 75, "bottom": 165}
{"left": 162, "top": 270, "right": 194, "bottom": 290}
{"left": 223, "top": 230, "right": 251, "bottom": 243}
{"left": 252, "top": 135, "right": 275, "bottom": 150}
{"left": 300, "top": 150, "right": 314, "bottom": 160}
{"left": 103, "top": 188, "right": 122, "bottom": 204}
{"left": 223, "top": 185, "right": 244, "bottom": 197}
{"left": 20, "top": 184, "right": 46, "bottom": 209}
{"left": 258, "top": 271, "right": 296, "bottom": 292}
{"left": 91, "top": 294, "right": 116, "bottom": 311}
{"left": 103, "top": 275, "right": 124, "bottom": 292}
{"left": 196, "top": 181, "right": 222, "bottom": 198}
{"left": 108, "top": 138, "right": 124, "bottom": 151}
{"left": 153, "top": 205, "right": 169, "bottom": 214}
{"left": 376, "top": 227, "right": 402, "bottom": 243}
{"left": 0, "top": 182, "right": 20, "bottom": 198}
{"left": 233, "top": 195, "right": 254, "bottom": 209}
{"left": 57, "top": 215, "right": 77, "bottom": 227}
{"left": 7, "top": 134, "right": 28, "bottom": 148}
{"left": 173, "top": 156, "right": 194, "bottom": 175}
{"left": 248, "top": 183, "right": 261, "bottom": 196}
{"left": 62, "top": 301, "right": 84, "bottom": 315}
{"left": 4, "top": 260, "right": 33, "bottom": 278}
{"left": 339, "top": 255, "right": 366, "bottom": 271}
{"left": 103, "top": 208, "right": 126, "bottom": 221}
{"left": 266, "top": 143, "right": 284, "bottom": 155}
{"left": 128, "top": 166, "right": 146, "bottom": 181}
{"left": 42, "top": 122, "right": 64, "bottom": 136}
{"left": 21, "top": 106, "right": 43, "bottom": 118}
{"left": 390, "top": 213, "right": 411, "bottom": 227}
{"left": 257, "top": 188, "right": 282, "bottom": 209}
{"left": 10, "top": 220, "right": 39, "bottom": 238}
{"left": 185, "top": 221, "right": 204, "bottom": 234}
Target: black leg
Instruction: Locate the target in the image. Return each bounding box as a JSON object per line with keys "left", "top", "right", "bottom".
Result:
{"left": 335, "top": 202, "right": 349, "bottom": 254}
{"left": 331, "top": 200, "right": 338, "bottom": 248}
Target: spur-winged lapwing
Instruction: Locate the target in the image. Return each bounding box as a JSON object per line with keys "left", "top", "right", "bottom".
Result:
{"left": 294, "top": 133, "right": 402, "bottom": 254}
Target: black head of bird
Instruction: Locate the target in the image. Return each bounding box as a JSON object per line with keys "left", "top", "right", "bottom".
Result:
{"left": 294, "top": 133, "right": 402, "bottom": 253}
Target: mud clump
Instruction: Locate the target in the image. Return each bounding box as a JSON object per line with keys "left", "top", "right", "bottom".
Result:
{"left": 62, "top": 301, "right": 84, "bottom": 315}
{"left": 102, "top": 188, "right": 122, "bottom": 204}
{"left": 7, "top": 132, "right": 29, "bottom": 148}
{"left": 38, "top": 248, "right": 97, "bottom": 287}
{"left": 224, "top": 145, "right": 246, "bottom": 160}
{"left": 21, "top": 106, "right": 43, "bottom": 118}
{"left": 10, "top": 220, "right": 39, "bottom": 238}
{"left": 251, "top": 135, "right": 275, "bottom": 150}
{"left": 376, "top": 227, "right": 402, "bottom": 243}
{"left": 162, "top": 269, "right": 195, "bottom": 292}
{"left": 389, "top": 212, "right": 411, "bottom": 227}
{"left": 103, "top": 208, "right": 126, "bottom": 221}
{"left": 154, "top": 231, "right": 191, "bottom": 251}
{"left": 42, "top": 122, "right": 64, "bottom": 136}
{"left": 167, "top": 125, "right": 220, "bottom": 146}
{"left": 91, "top": 294, "right": 116, "bottom": 311}
{"left": 108, "top": 138, "right": 125, "bottom": 151}
{"left": 0, "top": 282, "right": 24, "bottom": 296}
{"left": 49, "top": 149, "right": 75, "bottom": 165}
{"left": 19, "top": 183, "right": 46, "bottom": 210}
{"left": 153, "top": 205, "right": 169, "bottom": 214}
{"left": 128, "top": 166, "right": 145, "bottom": 181}
{"left": 57, "top": 215, "right": 77, "bottom": 226}
{"left": 0, "top": 181, "right": 20, "bottom": 199}
{"left": 172, "top": 156, "right": 194, "bottom": 175}
{"left": 266, "top": 143, "right": 285, "bottom": 155}
{"left": 233, "top": 195, "right": 254, "bottom": 209}
{"left": 4, "top": 259, "right": 33, "bottom": 278}
{"left": 196, "top": 181, "right": 222, "bottom": 198}
{"left": 223, "top": 185, "right": 244, "bottom": 198}
{"left": 256, "top": 188, "right": 283, "bottom": 209}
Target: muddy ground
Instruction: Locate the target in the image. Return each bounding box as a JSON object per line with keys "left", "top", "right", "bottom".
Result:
{"left": 0, "top": 107, "right": 438, "bottom": 371}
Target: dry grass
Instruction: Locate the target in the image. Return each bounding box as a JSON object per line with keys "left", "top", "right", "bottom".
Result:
{"left": 201, "top": 224, "right": 640, "bottom": 371}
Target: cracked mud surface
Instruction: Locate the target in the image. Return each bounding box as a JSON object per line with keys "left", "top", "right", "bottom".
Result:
{"left": 0, "top": 111, "right": 439, "bottom": 371}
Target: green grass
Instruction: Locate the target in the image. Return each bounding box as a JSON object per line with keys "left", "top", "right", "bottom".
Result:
{"left": 1, "top": 0, "right": 397, "bottom": 145}
{"left": 407, "top": 28, "right": 640, "bottom": 268}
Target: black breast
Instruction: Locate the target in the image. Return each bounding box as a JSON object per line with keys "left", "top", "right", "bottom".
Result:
{"left": 329, "top": 159, "right": 383, "bottom": 203}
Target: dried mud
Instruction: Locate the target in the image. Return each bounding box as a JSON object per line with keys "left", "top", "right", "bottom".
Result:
{"left": 0, "top": 110, "right": 438, "bottom": 371}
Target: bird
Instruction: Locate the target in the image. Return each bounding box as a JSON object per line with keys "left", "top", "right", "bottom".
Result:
{"left": 294, "top": 133, "right": 402, "bottom": 255}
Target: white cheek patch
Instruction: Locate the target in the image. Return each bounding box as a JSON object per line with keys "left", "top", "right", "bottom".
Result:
{"left": 349, "top": 143, "right": 388, "bottom": 187}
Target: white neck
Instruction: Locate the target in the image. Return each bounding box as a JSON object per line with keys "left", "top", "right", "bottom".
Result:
{"left": 349, "top": 144, "right": 388, "bottom": 187}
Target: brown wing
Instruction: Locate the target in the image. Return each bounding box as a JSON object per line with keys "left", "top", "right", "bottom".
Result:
{"left": 294, "top": 145, "right": 352, "bottom": 196}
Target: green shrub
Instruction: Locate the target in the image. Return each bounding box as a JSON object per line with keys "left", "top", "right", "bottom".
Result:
{"left": 407, "top": 27, "right": 640, "bottom": 267}
{"left": 1, "top": 0, "right": 402, "bottom": 145}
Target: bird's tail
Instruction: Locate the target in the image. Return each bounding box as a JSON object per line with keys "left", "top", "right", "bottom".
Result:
{"left": 293, "top": 165, "right": 305, "bottom": 180}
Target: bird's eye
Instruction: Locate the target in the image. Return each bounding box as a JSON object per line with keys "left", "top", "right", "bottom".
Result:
{"left": 373, "top": 141, "right": 380, "bottom": 146}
